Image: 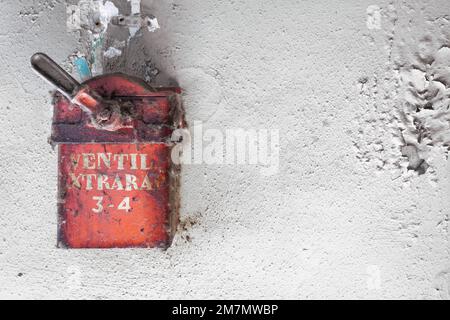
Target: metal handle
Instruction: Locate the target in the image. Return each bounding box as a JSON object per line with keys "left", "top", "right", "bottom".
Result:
{"left": 31, "top": 52, "right": 127, "bottom": 132}
{"left": 31, "top": 53, "right": 80, "bottom": 100}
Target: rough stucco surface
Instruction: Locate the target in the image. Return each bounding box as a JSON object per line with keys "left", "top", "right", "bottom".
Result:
{"left": 0, "top": 0, "right": 450, "bottom": 299}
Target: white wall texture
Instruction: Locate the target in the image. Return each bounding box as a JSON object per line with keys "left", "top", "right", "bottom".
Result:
{"left": 0, "top": 0, "right": 450, "bottom": 299}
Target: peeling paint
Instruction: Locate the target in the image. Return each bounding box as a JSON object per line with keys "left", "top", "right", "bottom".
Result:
{"left": 70, "top": 0, "right": 119, "bottom": 34}
{"left": 95, "top": 0, "right": 119, "bottom": 34}
{"left": 366, "top": 5, "right": 382, "bottom": 30}
{"left": 73, "top": 56, "right": 92, "bottom": 81}
{"left": 354, "top": 5, "right": 450, "bottom": 184}
{"left": 129, "top": 0, "right": 141, "bottom": 15}
{"left": 129, "top": 0, "right": 141, "bottom": 37}
{"left": 146, "top": 16, "right": 160, "bottom": 33}
{"left": 90, "top": 36, "right": 104, "bottom": 75}
{"left": 394, "top": 33, "right": 450, "bottom": 178}
{"left": 104, "top": 47, "right": 122, "bottom": 59}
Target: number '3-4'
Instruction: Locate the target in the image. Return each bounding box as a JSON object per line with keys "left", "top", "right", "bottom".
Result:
{"left": 92, "top": 196, "right": 131, "bottom": 213}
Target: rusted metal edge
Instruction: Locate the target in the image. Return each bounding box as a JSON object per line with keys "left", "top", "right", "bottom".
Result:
{"left": 56, "top": 95, "right": 186, "bottom": 250}
{"left": 50, "top": 93, "right": 185, "bottom": 145}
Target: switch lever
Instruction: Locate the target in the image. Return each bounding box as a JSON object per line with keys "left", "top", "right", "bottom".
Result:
{"left": 31, "top": 52, "right": 81, "bottom": 100}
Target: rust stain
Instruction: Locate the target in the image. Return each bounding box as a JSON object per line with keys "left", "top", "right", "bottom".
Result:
{"left": 54, "top": 74, "right": 185, "bottom": 249}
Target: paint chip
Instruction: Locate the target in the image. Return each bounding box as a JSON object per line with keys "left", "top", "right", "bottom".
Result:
{"left": 146, "top": 16, "right": 160, "bottom": 32}
{"left": 367, "top": 5, "right": 382, "bottom": 30}
{"left": 104, "top": 47, "right": 122, "bottom": 59}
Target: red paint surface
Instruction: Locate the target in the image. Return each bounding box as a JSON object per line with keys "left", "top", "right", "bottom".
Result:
{"left": 59, "top": 144, "right": 171, "bottom": 248}
{"left": 52, "top": 74, "right": 183, "bottom": 249}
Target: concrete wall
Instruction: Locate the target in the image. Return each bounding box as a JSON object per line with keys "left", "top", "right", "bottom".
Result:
{"left": 0, "top": 0, "right": 449, "bottom": 299}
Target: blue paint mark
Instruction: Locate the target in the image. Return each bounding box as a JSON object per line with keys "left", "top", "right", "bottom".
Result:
{"left": 74, "top": 57, "right": 92, "bottom": 81}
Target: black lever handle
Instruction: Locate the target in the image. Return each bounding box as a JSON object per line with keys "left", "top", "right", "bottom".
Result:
{"left": 31, "top": 52, "right": 128, "bottom": 132}
{"left": 31, "top": 52, "right": 80, "bottom": 100}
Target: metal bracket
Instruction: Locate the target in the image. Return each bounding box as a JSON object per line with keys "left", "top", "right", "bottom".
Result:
{"left": 111, "top": 14, "right": 160, "bottom": 32}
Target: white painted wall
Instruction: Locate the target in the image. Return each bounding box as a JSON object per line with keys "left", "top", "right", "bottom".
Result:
{"left": 0, "top": 0, "right": 449, "bottom": 299}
